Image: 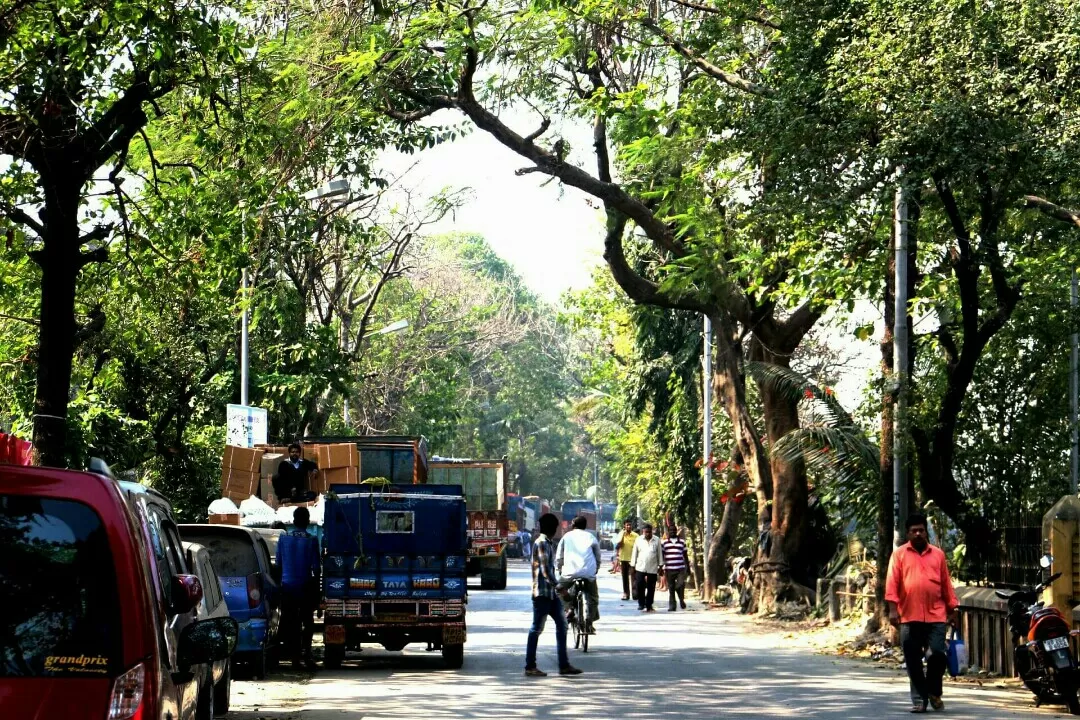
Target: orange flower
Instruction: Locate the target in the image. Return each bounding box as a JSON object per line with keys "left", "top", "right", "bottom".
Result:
{"left": 824, "top": 387, "right": 835, "bottom": 397}
{"left": 803, "top": 389, "right": 814, "bottom": 399}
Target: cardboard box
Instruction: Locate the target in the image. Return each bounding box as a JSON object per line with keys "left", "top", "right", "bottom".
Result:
{"left": 260, "top": 452, "right": 285, "bottom": 479}
{"left": 256, "top": 445, "right": 290, "bottom": 456}
{"left": 323, "top": 466, "right": 359, "bottom": 486}
{"left": 221, "top": 468, "right": 260, "bottom": 503}
{"left": 222, "top": 445, "right": 264, "bottom": 473}
{"left": 209, "top": 513, "right": 240, "bottom": 525}
{"left": 313, "top": 443, "right": 359, "bottom": 470}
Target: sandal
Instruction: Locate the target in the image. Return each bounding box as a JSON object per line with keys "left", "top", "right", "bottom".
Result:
{"left": 910, "top": 700, "right": 927, "bottom": 713}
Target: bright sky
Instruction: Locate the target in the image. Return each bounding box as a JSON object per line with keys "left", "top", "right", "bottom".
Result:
{"left": 377, "top": 109, "right": 606, "bottom": 303}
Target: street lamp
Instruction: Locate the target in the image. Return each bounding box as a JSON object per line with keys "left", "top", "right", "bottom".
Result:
{"left": 239, "top": 179, "right": 352, "bottom": 407}
{"left": 343, "top": 318, "right": 410, "bottom": 425}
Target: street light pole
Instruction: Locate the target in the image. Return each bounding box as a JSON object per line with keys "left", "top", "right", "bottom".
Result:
{"left": 893, "top": 182, "right": 910, "bottom": 545}
{"left": 237, "top": 180, "right": 351, "bottom": 409}
{"left": 703, "top": 314, "right": 713, "bottom": 593}
{"left": 240, "top": 203, "right": 249, "bottom": 406}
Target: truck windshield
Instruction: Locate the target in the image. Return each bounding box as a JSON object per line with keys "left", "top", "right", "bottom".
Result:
{"left": 0, "top": 495, "right": 122, "bottom": 677}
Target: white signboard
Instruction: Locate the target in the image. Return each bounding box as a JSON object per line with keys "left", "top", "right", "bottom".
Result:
{"left": 226, "top": 404, "right": 268, "bottom": 448}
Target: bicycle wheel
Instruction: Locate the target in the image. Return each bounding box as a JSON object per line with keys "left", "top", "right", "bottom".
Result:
{"left": 572, "top": 599, "right": 581, "bottom": 649}
{"left": 577, "top": 591, "right": 589, "bottom": 653}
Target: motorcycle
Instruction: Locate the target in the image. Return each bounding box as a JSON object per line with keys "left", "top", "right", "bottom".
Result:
{"left": 996, "top": 555, "right": 1080, "bottom": 714}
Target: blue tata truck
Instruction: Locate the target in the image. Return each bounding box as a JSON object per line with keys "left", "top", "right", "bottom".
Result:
{"left": 320, "top": 483, "right": 468, "bottom": 668}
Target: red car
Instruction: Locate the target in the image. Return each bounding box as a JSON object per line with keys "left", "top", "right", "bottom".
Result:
{"left": 0, "top": 461, "right": 237, "bottom": 719}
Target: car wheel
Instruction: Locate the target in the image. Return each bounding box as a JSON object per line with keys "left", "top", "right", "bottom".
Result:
{"left": 213, "top": 661, "right": 231, "bottom": 716}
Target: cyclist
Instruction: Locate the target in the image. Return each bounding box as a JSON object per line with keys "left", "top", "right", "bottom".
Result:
{"left": 555, "top": 515, "right": 601, "bottom": 634}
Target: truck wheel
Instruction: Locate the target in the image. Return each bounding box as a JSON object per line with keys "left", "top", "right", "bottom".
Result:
{"left": 479, "top": 574, "right": 494, "bottom": 590}
{"left": 442, "top": 643, "right": 464, "bottom": 669}
{"left": 494, "top": 555, "right": 508, "bottom": 590}
{"left": 324, "top": 645, "right": 345, "bottom": 670}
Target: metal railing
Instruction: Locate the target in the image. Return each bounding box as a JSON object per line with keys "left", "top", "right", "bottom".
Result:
{"left": 958, "top": 525, "right": 1042, "bottom": 588}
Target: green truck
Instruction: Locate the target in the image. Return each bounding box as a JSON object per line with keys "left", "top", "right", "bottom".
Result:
{"left": 427, "top": 457, "right": 509, "bottom": 590}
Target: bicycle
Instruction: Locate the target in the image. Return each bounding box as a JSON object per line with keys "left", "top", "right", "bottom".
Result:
{"left": 566, "top": 578, "right": 590, "bottom": 653}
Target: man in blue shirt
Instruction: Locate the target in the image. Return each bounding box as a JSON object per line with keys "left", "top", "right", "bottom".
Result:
{"left": 277, "top": 506, "right": 321, "bottom": 670}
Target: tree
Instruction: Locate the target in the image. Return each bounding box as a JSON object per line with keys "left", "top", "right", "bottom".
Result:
{"left": 0, "top": 0, "right": 251, "bottom": 465}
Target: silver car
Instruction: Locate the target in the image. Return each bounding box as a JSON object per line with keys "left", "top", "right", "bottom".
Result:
{"left": 184, "top": 541, "right": 234, "bottom": 717}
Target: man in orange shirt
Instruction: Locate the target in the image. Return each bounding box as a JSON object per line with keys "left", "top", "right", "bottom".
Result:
{"left": 886, "top": 513, "right": 959, "bottom": 713}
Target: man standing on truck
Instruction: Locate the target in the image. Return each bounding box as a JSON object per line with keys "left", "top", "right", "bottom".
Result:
{"left": 555, "top": 515, "right": 601, "bottom": 634}
{"left": 525, "top": 513, "right": 583, "bottom": 677}
{"left": 614, "top": 519, "right": 639, "bottom": 601}
{"left": 274, "top": 443, "right": 318, "bottom": 502}
{"left": 277, "top": 506, "right": 321, "bottom": 671}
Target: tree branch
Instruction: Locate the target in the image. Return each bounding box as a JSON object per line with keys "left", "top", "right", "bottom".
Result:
{"left": 640, "top": 17, "right": 777, "bottom": 98}
{"left": 663, "top": 0, "right": 781, "bottom": 30}
{"left": 1, "top": 201, "right": 44, "bottom": 236}
{"left": 1025, "top": 194, "right": 1080, "bottom": 229}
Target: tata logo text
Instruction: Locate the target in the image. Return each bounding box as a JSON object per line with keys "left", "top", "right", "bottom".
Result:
{"left": 382, "top": 580, "right": 408, "bottom": 589}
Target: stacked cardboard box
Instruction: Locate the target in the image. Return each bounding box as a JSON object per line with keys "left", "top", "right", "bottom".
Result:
{"left": 259, "top": 452, "right": 285, "bottom": 509}
{"left": 221, "top": 445, "right": 264, "bottom": 504}
{"left": 303, "top": 443, "right": 359, "bottom": 493}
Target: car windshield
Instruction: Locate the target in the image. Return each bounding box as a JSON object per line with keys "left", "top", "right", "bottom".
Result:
{"left": 179, "top": 529, "right": 258, "bottom": 577}
{"left": 0, "top": 495, "right": 122, "bottom": 677}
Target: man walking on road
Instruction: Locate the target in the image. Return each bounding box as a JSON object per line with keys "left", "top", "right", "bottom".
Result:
{"left": 614, "top": 519, "right": 639, "bottom": 601}
{"left": 556, "top": 515, "right": 601, "bottom": 633}
{"left": 661, "top": 526, "right": 689, "bottom": 611}
{"left": 631, "top": 523, "right": 662, "bottom": 612}
{"left": 525, "top": 513, "right": 582, "bottom": 677}
{"left": 276, "top": 506, "right": 321, "bottom": 670}
{"left": 886, "top": 513, "right": 959, "bottom": 713}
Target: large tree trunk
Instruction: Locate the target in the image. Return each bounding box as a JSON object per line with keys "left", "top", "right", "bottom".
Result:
{"left": 751, "top": 337, "right": 812, "bottom": 609}
{"left": 31, "top": 181, "right": 82, "bottom": 467}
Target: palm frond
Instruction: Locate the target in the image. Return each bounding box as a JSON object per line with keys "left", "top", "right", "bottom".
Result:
{"left": 745, "top": 360, "right": 857, "bottom": 429}
{"left": 773, "top": 425, "right": 879, "bottom": 487}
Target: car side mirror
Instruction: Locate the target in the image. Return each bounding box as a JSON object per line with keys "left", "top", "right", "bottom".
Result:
{"left": 178, "top": 617, "right": 239, "bottom": 668}
{"left": 171, "top": 573, "right": 204, "bottom": 615}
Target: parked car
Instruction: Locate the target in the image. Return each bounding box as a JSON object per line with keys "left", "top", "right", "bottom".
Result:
{"left": 0, "top": 461, "right": 237, "bottom": 720}
{"left": 179, "top": 524, "right": 282, "bottom": 677}
{"left": 184, "top": 541, "right": 233, "bottom": 716}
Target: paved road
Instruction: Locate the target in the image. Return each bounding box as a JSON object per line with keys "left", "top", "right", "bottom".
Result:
{"left": 227, "top": 555, "right": 1062, "bottom": 719}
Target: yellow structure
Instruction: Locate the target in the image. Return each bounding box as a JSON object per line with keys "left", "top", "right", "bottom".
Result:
{"left": 1042, "top": 494, "right": 1080, "bottom": 617}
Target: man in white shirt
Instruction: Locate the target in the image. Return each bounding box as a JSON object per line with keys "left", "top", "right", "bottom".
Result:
{"left": 630, "top": 523, "right": 663, "bottom": 612}
{"left": 555, "top": 515, "right": 602, "bottom": 633}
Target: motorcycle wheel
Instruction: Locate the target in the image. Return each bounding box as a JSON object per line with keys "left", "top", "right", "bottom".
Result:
{"left": 1054, "top": 672, "right": 1080, "bottom": 715}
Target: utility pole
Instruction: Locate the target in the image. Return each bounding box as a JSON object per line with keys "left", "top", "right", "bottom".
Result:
{"left": 240, "top": 203, "right": 249, "bottom": 407}
{"left": 703, "top": 314, "right": 713, "bottom": 591}
{"left": 893, "top": 183, "right": 910, "bottom": 545}
{"left": 1072, "top": 269, "right": 1078, "bottom": 494}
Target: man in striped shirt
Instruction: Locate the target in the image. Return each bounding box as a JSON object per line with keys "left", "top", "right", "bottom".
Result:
{"left": 525, "top": 513, "right": 582, "bottom": 677}
{"left": 661, "top": 527, "right": 690, "bottom": 611}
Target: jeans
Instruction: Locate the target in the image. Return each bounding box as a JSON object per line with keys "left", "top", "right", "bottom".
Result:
{"left": 281, "top": 583, "right": 317, "bottom": 659}
{"left": 901, "top": 622, "right": 948, "bottom": 704}
{"left": 525, "top": 596, "right": 570, "bottom": 670}
{"left": 666, "top": 568, "right": 687, "bottom": 609}
{"left": 635, "top": 571, "right": 658, "bottom": 609}
{"left": 621, "top": 560, "right": 636, "bottom": 599}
